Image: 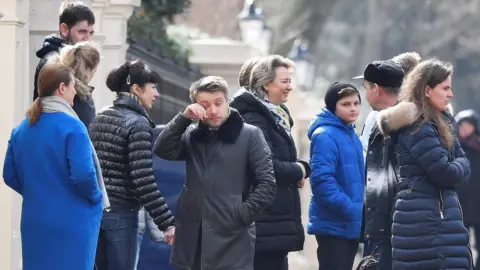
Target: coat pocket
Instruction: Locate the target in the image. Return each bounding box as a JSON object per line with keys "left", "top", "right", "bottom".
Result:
{"left": 212, "top": 195, "right": 245, "bottom": 232}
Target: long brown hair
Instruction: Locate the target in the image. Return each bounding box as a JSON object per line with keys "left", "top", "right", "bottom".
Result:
{"left": 27, "top": 63, "right": 74, "bottom": 125}
{"left": 399, "top": 58, "right": 454, "bottom": 149}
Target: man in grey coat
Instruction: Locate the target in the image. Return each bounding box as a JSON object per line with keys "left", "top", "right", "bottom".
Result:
{"left": 154, "top": 76, "right": 277, "bottom": 270}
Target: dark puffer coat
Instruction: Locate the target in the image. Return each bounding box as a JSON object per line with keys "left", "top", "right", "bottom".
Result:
{"left": 229, "top": 88, "right": 311, "bottom": 252}
{"left": 378, "top": 102, "right": 472, "bottom": 270}
{"left": 89, "top": 94, "right": 174, "bottom": 230}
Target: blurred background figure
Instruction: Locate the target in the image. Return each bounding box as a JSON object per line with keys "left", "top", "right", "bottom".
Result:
{"left": 456, "top": 109, "right": 480, "bottom": 268}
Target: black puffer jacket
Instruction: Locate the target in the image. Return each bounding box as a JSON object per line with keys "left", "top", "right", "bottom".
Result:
{"left": 89, "top": 94, "right": 174, "bottom": 230}
{"left": 230, "top": 88, "right": 311, "bottom": 252}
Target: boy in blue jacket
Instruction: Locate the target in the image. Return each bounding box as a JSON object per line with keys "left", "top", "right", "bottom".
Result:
{"left": 307, "top": 82, "right": 365, "bottom": 270}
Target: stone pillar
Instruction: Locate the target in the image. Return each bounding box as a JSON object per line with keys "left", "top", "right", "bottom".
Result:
{"left": 0, "top": 0, "right": 30, "bottom": 268}
{"left": 29, "top": 0, "right": 65, "bottom": 102}
{"left": 89, "top": 0, "right": 108, "bottom": 109}
{"left": 91, "top": 0, "right": 140, "bottom": 111}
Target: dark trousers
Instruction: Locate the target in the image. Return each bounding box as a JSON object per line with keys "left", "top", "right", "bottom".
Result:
{"left": 363, "top": 239, "right": 392, "bottom": 270}
{"left": 315, "top": 235, "right": 358, "bottom": 270}
{"left": 95, "top": 206, "right": 139, "bottom": 270}
{"left": 254, "top": 251, "right": 288, "bottom": 270}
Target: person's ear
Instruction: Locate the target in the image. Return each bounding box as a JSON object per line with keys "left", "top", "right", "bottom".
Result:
{"left": 374, "top": 84, "right": 380, "bottom": 96}
{"left": 59, "top": 23, "right": 69, "bottom": 39}
{"left": 263, "top": 82, "right": 272, "bottom": 93}
{"left": 131, "top": 84, "right": 142, "bottom": 96}
{"left": 58, "top": 82, "right": 66, "bottom": 95}
{"left": 425, "top": 85, "right": 432, "bottom": 98}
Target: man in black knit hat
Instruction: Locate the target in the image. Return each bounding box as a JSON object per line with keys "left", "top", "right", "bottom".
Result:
{"left": 354, "top": 60, "right": 404, "bottom": 270}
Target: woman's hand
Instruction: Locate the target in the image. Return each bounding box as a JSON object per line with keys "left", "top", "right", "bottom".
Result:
{"left": 297, "top": 179, "right": 305, "bottom": 188}
{"left": 296, "top": 162, "right": 306, "bottom": 188}
{"left": 164, "top": 226, "right": 175, "bottom": 246}
{"left": 296, "top": 162, "right": 306, "bottom": 179}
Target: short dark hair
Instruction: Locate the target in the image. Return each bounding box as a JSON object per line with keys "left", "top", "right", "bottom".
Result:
{"left": 189, "top": 76, "right": 228, "bottom": 102}
{"left": 59, "top": 2, "right": 95, "bottom": 28}
{"left": 106, "top": 60, "right": 161, "bottom": 93}
{"left": 366, "top": 80, "right": 400, "bottom": 94}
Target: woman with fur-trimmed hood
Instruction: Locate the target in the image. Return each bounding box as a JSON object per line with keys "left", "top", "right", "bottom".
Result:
{"left": 57, "top": 41, "right": 100, "bottom": 127}
{"left": 377, "top": 59, "right": 472, "bottom": 269}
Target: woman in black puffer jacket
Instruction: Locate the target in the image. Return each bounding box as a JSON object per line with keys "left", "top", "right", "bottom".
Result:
{"left": 89, "top": 60, "right": 175, "bottom": 270}
{"left": 377, "top": 59, "right": 472, "bottom": 270}
{"left": 230, "top": 55, "right": 311, "bottom": 270}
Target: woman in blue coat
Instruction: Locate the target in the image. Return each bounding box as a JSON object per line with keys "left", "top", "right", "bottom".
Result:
{"left": 377, "top": 59, "right": 472, "bottom": 269}
{"left": 307, "top": 82, "right": 364, "bottom": 270}
{"left": 2, "top": 62, "right": 103, "bottom": 270}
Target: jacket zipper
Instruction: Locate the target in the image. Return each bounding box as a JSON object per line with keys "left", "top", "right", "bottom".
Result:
{"left": 438, "top": 190, "right": 444, "bottom": 219}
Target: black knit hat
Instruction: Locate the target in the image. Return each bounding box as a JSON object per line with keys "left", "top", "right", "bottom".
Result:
{"left": 324, "top": 81, "right": 361, "bottom": 113}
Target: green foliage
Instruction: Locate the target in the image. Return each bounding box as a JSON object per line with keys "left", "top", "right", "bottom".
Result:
{"left": 141, "top": 0, "right": 191, "bottom": 22}
{"left": 127, "top": 0, "right": 192, "bottom": 65}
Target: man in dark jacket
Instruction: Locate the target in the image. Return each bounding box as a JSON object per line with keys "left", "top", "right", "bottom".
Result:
{"left": 154, "top": 76, "right": 276, "bottom": 270}
{"left": 455, "top": 109, "right": 480, "bottom": 268}
{"left": 354, "top": 60, "right": 405, "bottom": 270}
{"left": 33, "top": 2, "right": 95, "bottom": 125}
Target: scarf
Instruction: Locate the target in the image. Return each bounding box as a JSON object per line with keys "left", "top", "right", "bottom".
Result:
{"left": 256, "top": 95, "right": 292, "bottom": 135}
{"left": 117, "top": 91, "right": 140, "bottom": 103}
{"left": 74, "top": 77, "right": 94, "bottom": 100}
{"left": 41, "top": 96, "right": 110, "bottom": 210}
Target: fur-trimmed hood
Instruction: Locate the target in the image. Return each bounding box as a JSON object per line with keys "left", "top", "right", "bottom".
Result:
{"left": 376, "top": 102, "right": 419, "bottom": 136}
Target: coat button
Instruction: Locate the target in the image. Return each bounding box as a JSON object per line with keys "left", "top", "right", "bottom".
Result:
{"left": 368, "top": 151, "right": 373, "bottom": 155}
{"left": 365, "top": 234, "right": 370, "bottom": 239}
{"left": 368, "top": 178, "right": 371, "bottom": 181}
{"left": 367, "top": 207, "right": 372, "bottom": 212}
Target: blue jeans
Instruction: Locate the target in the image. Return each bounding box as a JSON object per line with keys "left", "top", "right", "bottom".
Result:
{"left": 363, "top": 239, "right": 392, "bottom": 270}
{"left": 95, "top": 206, "right": 139, "bottom": 270}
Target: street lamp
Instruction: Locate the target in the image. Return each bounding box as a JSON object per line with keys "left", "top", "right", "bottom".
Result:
{"left": 289, "top": 38, "right": 316, "bottom": 91}
{"left": 259, "top": 23, "right": 272, "bottom": 55}
{"left": 238, "top": 0, "right": 265, "bottom": 52}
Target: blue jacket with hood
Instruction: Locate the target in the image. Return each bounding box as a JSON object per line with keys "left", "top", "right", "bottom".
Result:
{"left": 307, "top": 108, "right": 365, "bottom": 239}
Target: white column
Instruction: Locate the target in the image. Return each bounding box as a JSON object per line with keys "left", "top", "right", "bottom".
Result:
{"left": 89, "top": 0, "right": 108, "bottom": 109}
{"left": 91, "top": 0, "right": 139, "bottom": 111}
{"left": 0, "top": 0, "right": 30, "bottom": 268}
{"left": 29, "top": 0, "right": 62, "bottom": 102}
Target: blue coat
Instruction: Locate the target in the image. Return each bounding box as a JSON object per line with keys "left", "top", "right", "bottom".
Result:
{"left": 392, "top": 119, "right": 471, "bottom": 269}
{"left": 307, "top": 108, "right": 365, "bottom": 239}
{"left": 2, "top": 112, "right": 102, "bottom": 270}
